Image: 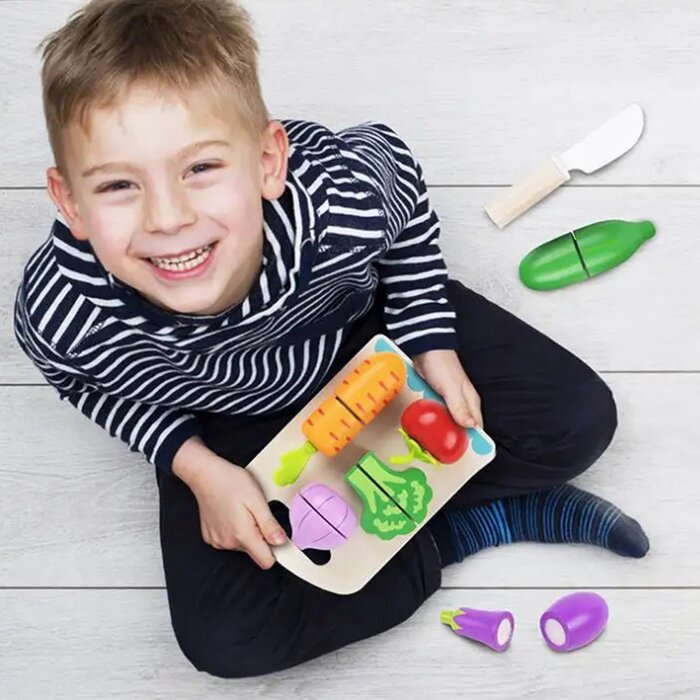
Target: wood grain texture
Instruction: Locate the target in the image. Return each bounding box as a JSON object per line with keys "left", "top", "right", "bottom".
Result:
{"left": 2, "top": 186, "right": 698, "bottom": 383}
{"left": 1, "top": 1, "right": 700, "bottom": 186}
{"left": 1, "top": 588, "right": 698, "bottom": 699}
{"left": 1, "top": 374, "right": 697, "bottom": 588}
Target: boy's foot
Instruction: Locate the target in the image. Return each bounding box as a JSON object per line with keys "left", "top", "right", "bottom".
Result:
{"left": 428, "top": 483, "right": 650, "bottom": 566}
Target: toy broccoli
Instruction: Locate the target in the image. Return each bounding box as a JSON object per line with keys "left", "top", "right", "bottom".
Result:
{"left": 345, "top": 452, "right": 433, "bottom": 540}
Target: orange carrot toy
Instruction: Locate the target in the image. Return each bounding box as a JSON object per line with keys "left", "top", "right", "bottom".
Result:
{"left": 273, "top": 352, "right": 406, "bottom": 486}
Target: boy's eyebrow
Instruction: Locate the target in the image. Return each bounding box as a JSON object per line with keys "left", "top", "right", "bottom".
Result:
{"left": 81, "top": 139, "right": 231, "bottom": 178}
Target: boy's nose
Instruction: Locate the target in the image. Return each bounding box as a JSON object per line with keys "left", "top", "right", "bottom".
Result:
{"left": 144, "top": 185, "right": 196, "bottom": 235}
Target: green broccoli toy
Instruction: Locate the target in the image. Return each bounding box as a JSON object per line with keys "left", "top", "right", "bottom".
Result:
{"left": 345, "top": 452, "right": 433, "bottom": 540}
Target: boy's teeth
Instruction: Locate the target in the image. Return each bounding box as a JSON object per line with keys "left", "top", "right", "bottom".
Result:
{"left": 150, "top": 244, "right": 213, "bottom": 271}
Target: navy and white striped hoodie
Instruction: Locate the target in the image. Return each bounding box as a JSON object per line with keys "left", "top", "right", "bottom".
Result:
{"left": 14, "top": 120, "right": 458, "bottom": 473}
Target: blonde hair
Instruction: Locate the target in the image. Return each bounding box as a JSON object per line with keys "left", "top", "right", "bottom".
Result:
{"left": 37, "top": 0, "right": 270, "bottom": 179}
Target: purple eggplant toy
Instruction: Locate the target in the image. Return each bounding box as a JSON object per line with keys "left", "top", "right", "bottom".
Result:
{"left": 539, "top": 592, "right": 609, "bottom": 652}
{"left": 440, "top": 607, "right": 515, "bottom": 653}
{"left": 289, "top": 483, "right": 357, "bottom": 551}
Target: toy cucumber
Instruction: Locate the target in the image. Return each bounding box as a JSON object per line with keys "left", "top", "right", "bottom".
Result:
{"left": 519, "top": 219, "right": 655, "bottom": 291}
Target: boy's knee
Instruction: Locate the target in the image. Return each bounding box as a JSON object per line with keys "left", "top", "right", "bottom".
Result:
{"left": 510, "top": 373, "right": 617, "bottom": 482}
{"left": 172, "top": 603, "right": 300, "bottom": 679}
{"left": 174, "top": 618, "right": 280, "bottom": 679}
{"left": 551, "top": 376, "right": 617, "bottom": 480}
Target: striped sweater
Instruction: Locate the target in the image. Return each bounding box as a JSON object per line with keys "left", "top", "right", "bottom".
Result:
{"left": 14, "top": 119, "right": 458, "bottom": 473}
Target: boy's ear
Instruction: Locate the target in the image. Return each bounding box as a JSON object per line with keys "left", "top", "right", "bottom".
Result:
{"left": 46, "top": 166, "right": 90, "bottom": 241}
{"left": 259, "top": 120, "right": 289, "bottom": 201}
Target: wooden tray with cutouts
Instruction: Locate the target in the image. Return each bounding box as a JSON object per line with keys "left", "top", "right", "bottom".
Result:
{"left": 247, "top": 333, "right": 496, "bottom": 594}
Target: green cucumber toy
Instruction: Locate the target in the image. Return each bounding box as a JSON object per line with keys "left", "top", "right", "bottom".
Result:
{"left": 519, "top": 219, "right": 655, "bottom": 291}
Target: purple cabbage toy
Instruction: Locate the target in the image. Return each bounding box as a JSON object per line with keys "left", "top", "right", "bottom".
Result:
{"left": 289, "top": 483, "right": 357, "bottom": 551}
{"left": 440, "top": 607, "right": 515, "bottom": 653}
{"left": 539, "top": 591, "right": 609, "bottom": 652}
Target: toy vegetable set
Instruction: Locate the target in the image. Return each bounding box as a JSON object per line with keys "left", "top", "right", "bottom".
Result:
{"left": 246, "top": 334, "right": 496, "bottom": 595}
{"left": 456, "top": 102, "right": 647, "bottom": 656}
{"left": 441, "top": 591, "right": 610, "bottom": 654}
{"left": 248, "top": 102, "right": 647, "bottom": 653}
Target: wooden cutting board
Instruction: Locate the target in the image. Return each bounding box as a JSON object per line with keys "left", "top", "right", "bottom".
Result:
{"left": 247, "top": 333, "right": 497, "bottom": 594}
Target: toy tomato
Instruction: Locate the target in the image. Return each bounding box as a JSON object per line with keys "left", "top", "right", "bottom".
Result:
{"left": 390, "top": 399, "right": 469, "bottom": 466}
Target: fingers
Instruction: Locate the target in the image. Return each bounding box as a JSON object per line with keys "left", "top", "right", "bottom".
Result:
{"left": 245, "top": 498, "right": 287, "bottom": 569}
{"left": 242, "top": 527, "right": 277, "bottom": 570}
{"left": 443, "top": 383, "right": 476, "bottom": 429}
{"left": 200, "top": 506, "right": 284, "bottom": 568}
{"left": 249, "top": 496, "right": 287, "bottom": 546}
{"left": 441, "top": 376, "right": 484, "bottom": 430}
{"left": 202, "top": 520, "right": 277, "bottom": 569}
{"left": 415, "top": 350, "right": 483, "bottom": 429}
{"left": 461, "top": 378, "right": 484, "bottom": 429}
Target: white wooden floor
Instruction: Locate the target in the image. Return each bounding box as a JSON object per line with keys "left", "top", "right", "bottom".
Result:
{"left": 1, "top": 1, "right": 699, "bottom": 697}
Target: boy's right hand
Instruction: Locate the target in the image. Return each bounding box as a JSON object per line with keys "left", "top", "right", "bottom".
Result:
{"left": 172, "top": 438, "right": 287, "bottom": 569}
{"left": 191, "top": 459, "right": 287, "bottom": 568}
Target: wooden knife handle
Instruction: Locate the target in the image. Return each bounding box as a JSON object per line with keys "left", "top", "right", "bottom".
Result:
{"left": 485, "top": 159, "right": 570, "bottom": 229}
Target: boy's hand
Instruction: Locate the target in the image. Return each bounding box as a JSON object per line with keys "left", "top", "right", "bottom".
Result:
{"left": 191, "top": 459, "right": 287, "bottom": 568}
{"left": 173, "top": 438, "right": 287, "bottom": 569}
{"left": 413, "top": 349, "right": 483, "bottom": 429}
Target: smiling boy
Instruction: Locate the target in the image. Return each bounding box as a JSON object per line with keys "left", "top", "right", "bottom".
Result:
{"left": 14, "top": 0, "right": 649, "bottom": 678}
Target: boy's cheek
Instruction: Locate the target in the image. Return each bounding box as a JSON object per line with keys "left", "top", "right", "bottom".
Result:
{"left": 88, "top": 226, "right": 137, "bottom": 270}
{"left": 205, "top": 179, "right": 261, "bottom": 226}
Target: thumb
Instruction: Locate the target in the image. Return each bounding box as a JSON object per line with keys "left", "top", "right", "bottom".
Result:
{"left": 442, "top": 383, "right": 476, "bottom": 429}
{"left": 249, "top": 498, "right": 287, "bottom": 546}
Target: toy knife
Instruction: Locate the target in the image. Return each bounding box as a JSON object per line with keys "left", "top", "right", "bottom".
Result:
{"left": 485, "top": 103, "right": 645, "bottom": 229}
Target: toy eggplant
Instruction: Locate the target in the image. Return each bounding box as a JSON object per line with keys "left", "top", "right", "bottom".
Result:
{"left": 519, "top": 219, "right": 655, "bottom": 291}
{"left": 273, "top": 353, "right": 407, "bottom": 486}
{"left": 539, "top": 591, "right": 609, "bottom": 652}
{"left": 441, "top": 607, "right": 515, "bottom": 653}
{"left": 390, "top": 399, "right": 469, "bottom": 466}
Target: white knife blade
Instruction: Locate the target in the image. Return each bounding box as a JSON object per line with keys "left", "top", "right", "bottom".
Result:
{"left": 555, "top": 103, "right": 645, "bottom": 175}
{"left": 485, "top": 103, "right": 645, "bottom": 228}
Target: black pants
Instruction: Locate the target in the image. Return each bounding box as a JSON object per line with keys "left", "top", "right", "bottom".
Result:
{"left": 156, "top": 280, "right": 617, "bottom": 678}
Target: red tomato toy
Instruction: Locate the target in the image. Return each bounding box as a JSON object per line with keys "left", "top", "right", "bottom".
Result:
{"left": 391, "top": 399, "right": 469, "bottom": 466}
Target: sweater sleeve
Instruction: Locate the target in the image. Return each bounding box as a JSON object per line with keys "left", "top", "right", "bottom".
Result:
{"left": 13, "top": 289, "right": 201, "bottom": 474}
{"left": 336, "top": 121, "right": 459, "bottom": 357}
{"left": 59, "top": 387, "right": 201, "bottom": 474}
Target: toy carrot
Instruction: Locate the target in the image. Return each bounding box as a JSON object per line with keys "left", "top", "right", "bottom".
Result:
{"left": 273, "top": 352, "right": 407, "bottom": 486}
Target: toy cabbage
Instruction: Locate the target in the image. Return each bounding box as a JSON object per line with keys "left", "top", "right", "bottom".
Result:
{"left": 345, "top": 452, "right": 433, "bottom": 540}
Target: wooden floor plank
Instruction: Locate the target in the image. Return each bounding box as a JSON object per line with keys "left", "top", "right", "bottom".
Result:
{"left": 1, "top": 588, "right": 698, "bottom": 698}
{"left": 1, "top": 375, "right": 697, "bottom": 588}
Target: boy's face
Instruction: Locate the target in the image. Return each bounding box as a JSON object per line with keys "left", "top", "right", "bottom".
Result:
{"left": 47, "top": 83, "right": 288, "bottom": 316}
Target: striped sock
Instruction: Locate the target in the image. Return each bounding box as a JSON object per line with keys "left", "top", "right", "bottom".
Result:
{"left": 428, "top": 484, "right": 649, "bottom": 566}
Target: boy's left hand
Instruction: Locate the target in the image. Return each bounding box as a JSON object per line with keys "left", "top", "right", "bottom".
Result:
{"left": 413, "top": 349, "right": 483, "bottom": 429}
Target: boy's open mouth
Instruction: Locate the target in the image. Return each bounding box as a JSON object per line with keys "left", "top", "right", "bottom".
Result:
{"left": 147, "top": 242, "right": 218, "bottom": 273}
{"left": 143, "top": 241, "right": 220, "bottom": 283}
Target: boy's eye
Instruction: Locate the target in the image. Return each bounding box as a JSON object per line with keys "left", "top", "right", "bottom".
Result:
{"left": 97, "top": 162, "right": 219, "bottom": 193}
{"left": 99, "top": 181, "right": 131, "bottom": 193}
{"left": 191, "top": 162, "right": 218, "bottom": 175}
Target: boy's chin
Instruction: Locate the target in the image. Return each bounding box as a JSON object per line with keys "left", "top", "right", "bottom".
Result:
{"left": 140, "top": 287, "right": 226, "bottom": 316}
